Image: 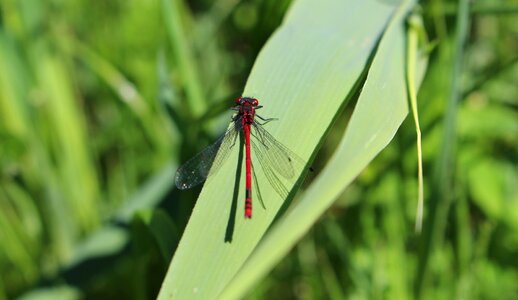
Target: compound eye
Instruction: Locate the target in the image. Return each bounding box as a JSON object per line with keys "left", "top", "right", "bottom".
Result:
{"left": 251, "top": 98, "right": 259, "bottom": 106}
{"left": 235, "top": 97, "right": 242, "bottom": 104}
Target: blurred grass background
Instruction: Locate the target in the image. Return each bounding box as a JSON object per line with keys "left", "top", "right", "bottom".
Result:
{"left": 0, "top": 0, "right": 517, "bottom": 299}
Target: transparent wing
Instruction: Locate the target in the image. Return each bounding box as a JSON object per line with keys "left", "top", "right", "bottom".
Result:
{"left": 252, "top": 123, "right": 306, "bottom": 179}
{"left": 175, "top": 123, "right": 239, "bottom": 190}
{"left": 252, "top": 139, "right": 289, "bottom": 199}
{"left": 250, "top": 123, "right": 307, "bottom": 199}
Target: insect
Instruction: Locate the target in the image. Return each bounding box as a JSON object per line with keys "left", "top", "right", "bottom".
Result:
{"left": 175, "top": 97, "right": 306, "bottom": 218}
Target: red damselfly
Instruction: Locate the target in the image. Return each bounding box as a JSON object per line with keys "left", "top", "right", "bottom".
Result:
{"left": 175, "top": 97, "right": 306, "bottom": 218}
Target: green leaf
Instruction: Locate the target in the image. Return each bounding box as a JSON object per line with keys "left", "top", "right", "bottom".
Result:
{"left": 467, "top": 158, "right": 518, "bottom": 229}
{"left": 68, "top": 226, "right": 128, "bottom": 267}
{"left": 17, "top": 285, "right": 81, "bottom": 300}
{"left": 459, "top": 102, "right": 518, "bottom": 141}
{"left": 133, "top": 209, "right": 179, "bottom": 262}
{"left": 114, "top": 162, "right": 176, "bottom": 222}
{"left": 158, "top": 0, "right": 419, "bottom": 299}
{"left": 161, "top": 0, "right": 206, "bottom": 116}
{"left": 220, "top": 0, "right": 421, "bottom": 298}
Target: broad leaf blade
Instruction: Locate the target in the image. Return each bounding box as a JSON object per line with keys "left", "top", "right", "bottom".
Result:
{"left": 158, "top": 0, "right": 397, "bottom": 299}
{"left": 219, "top": 0, "right": 422, "bottom": 298}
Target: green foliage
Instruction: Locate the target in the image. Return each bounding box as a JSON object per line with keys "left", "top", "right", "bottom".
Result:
{"left": 159, "top": 0, "right": 411, "bottom": 298}
{"left": 0, "top": 0, "right": 517, "bottom": 299}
